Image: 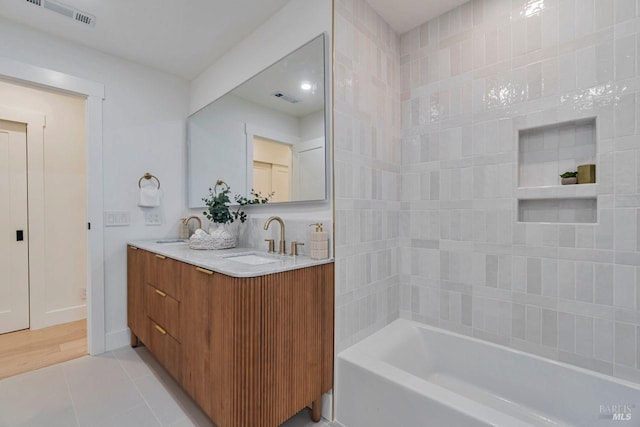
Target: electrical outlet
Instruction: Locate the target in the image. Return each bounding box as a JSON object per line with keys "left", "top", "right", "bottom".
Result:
{"left": 145, "top": 211, "right": 162, "bottom": 226}
{"left": 80, "top": 288, "right": 87, "bottom": 300}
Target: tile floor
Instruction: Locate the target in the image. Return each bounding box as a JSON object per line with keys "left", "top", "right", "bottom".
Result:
{"left": 0, "top": 346, "right": 337, "bottom": 427}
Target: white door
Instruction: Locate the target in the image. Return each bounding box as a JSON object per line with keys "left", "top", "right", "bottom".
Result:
{"left": 293, "top": 137, "right": 325, "bottom": 200}
{"left": 253, "top": 161, "right": 273, "bottom": 198}
{"left": 271, "top": 164, "right": 290, "bottom": 202}
{"left": 0, "top": 119, "right": 29, "bottom": 334}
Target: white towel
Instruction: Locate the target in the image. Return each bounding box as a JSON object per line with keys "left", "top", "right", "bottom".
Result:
{"left": 193, "top": 228, "right": 209, "bottom": 237}
{"left": 138, "top": 186, "right": 160, "bottom": 207}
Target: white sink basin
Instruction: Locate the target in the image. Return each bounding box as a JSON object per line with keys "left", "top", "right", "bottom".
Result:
{"left": 223, "top": 253, "right": 283, "bottom": 265}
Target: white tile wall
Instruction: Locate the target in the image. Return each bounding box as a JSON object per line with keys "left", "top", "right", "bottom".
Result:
{"left": 334, "top": 0, "right": 402, "bottom": 352}
{"left": 334, "top": 0, "right": 640, "bottom": 383}
{"left": 394, "top": 0, "right": 640, "bottom": 383}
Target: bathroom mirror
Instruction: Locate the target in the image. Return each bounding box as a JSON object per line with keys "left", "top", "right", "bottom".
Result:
{"left": 187, "top": 34, "right": 328, "bottom": 207}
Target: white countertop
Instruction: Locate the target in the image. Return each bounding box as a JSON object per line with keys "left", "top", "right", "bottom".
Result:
{"left": 128, "top": 239, "right": 334, "bottom": 278}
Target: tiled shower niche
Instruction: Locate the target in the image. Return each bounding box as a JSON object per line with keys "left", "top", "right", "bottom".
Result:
{"left": 517, "top": 118, "right": 597, "bottom": 223}
{"left": 518, "top": 199, "right": 597, "bottom": 223}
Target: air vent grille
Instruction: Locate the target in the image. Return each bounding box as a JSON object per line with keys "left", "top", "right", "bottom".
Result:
{"left": 26, "top": 0, "right": 96, "bottom": 27}
{"left": 273, "top": 92, "right": 301, "bottom": 104}
{"left": 74, "top": 12, "right": 93, "bottom": 26}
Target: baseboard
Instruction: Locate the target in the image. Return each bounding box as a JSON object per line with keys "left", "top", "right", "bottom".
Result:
{"left": 30, "top": 304, "right": 86, "bottom": 330}
{"left": 322, "top": 390, "right": 333, "bottom": 420}
{"left": 105, "top": 328, "right": 131, "bottom": 351}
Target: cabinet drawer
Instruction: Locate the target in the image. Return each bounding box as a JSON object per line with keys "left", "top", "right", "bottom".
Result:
{"left": 146, "top": 252, "right": 181, "bottom": 300}
{"left": 146, "top": 285, "right": 180, "bottom": 341}
{"left": 148, "top": 318, "right": 181, "bottom": 381}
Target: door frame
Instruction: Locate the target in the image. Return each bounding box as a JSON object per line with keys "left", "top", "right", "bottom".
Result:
{"left": 0, "top": 57, "right": 106, "bottom": 355}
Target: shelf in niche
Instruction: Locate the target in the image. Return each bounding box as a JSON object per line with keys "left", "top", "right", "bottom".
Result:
{"left": 516, "top": 184, "right": 597, "bottom": 200}
{"left": 516, "top": 118, "right": 598, "bottom": 224}
{"left": 518, "top": 118, "right": 596, "bottom": 188}
{"left": 518, "top": 198, "right": 597, "bottom": 224}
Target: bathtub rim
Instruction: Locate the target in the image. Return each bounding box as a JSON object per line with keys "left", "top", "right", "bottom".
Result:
{"left": 337, "top": 318, "right": 640, "bottom": 392}
{"left": 337, "top": 343, "right": 534, "bottom": 427}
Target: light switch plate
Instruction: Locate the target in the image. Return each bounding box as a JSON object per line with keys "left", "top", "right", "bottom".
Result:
{"left": 105, "top": 211, "right": 130, "bottom": 227}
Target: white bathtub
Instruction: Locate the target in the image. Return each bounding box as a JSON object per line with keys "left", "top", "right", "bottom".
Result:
{"left": 335, "top": 319, "right": 640, "bottom": 427}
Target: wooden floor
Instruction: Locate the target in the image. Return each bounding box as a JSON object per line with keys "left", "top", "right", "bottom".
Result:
{"left": 0, "top": 319, "right": 86, "bottom": 380}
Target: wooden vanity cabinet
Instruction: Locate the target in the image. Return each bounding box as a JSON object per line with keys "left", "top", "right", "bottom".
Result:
{"left": 127, "top": 245, "right": 334, "bottom": 427}
{"left": 127, "top": 246, "right": 148, "bottom": 346}
{"left": 180, "top": 263, "right": 213, "bottom": 414}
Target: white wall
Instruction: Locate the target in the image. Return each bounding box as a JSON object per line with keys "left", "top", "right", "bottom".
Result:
{"left": 300, "top": 110, "right": 325, "bottom": 141}
{"left": 0, "top": 17, "right": 190, "bottom": 350}
{"left": 188, "top": 0, "right": 333, "bottom": 231}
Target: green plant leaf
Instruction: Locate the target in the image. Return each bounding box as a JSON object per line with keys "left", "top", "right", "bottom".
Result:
{"left": 560, "top": 171, "right": 578, "bottom": 178}
{"left": 202, "top": 181, "right": 273, "bottom": 224}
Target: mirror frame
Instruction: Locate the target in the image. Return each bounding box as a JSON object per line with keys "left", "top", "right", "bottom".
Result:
{"left": 187, "top": 32, "right": 331, "bottom": 208}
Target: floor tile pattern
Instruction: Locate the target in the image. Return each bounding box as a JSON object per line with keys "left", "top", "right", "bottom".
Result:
{"left": 0, "top": 347, "right": 335, "bottom": 427}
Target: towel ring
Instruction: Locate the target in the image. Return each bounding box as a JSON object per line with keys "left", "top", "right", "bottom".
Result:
{"left": 138, "top": 172, "right": 161, "bottom": 189}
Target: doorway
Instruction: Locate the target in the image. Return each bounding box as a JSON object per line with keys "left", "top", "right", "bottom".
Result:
{"left": 0, "top": 80, "right": 88, "bottom": 378}
{"left": 0, "top": 57, "right": 106, "bottom": 356}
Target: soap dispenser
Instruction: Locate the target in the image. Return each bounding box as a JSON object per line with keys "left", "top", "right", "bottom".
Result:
{"left": 309, "top": 223, "right": 329, "bottom": 260}
{"left": 178, "top": 218, "right": 189, "bottom": 239}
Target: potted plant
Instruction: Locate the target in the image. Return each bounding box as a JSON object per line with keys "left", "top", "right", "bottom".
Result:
{"left": 560, "top": 171, "right": 578, "bottom": 185}
{"left": 199, "top": 180, "right": 271, "bottom": 249}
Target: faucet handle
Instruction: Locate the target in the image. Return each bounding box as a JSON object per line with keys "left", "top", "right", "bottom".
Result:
{"left": 264, "top": 239, "right": 275, "bottom": 253}
{"left": 290, "top": 241, "right": 304, "bottom": 256}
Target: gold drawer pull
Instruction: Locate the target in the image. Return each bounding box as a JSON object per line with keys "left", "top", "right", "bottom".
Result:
{"left": 196, "top": 267, "right": 213, "bottom": 275}
{"left": 155, "top": 254, "right": 166, "bottom": 259}
{"left": 130, "top": 246, "right": 138, "bottom": 251}
{"left": 154, "top": 324, "right": 167, "bottom": 335}
{"left": 154, "top": 289, "right": 167, "bottom": 297}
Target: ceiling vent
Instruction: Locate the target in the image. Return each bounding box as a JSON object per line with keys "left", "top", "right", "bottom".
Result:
{"left": 25, "top": 0, "right": 96, "bottom": 27}
{"left": 272, "top": 92, "right": 300, "bottom": 104}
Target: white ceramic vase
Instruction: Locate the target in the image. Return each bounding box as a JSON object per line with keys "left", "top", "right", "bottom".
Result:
{"left": 208, "top": 223, "right": 237, "bottom": 249}
{"left": 561, "top": 177, "right": 578, "bottom": 185}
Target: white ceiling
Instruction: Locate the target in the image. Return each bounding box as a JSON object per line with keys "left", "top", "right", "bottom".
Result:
{"left": 366, "top": 0, "right": 470, "bottom": 34}
{"left": 0, "top": 0, "right": 290, "bottom": 79}
{"left": 0, "top": 0, "right": 468, "bottom": 80}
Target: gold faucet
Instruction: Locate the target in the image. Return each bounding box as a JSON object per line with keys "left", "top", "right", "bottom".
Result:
{"left": 183, "top": 216, "right": 202, "bottom": 237}
{"left": 264, "top": 216, "right": 286, "bottom": 255}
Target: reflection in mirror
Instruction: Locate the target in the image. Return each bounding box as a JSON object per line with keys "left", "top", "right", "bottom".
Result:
{"left": 188, "top": 34, "right": 327, "bottom": 207}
